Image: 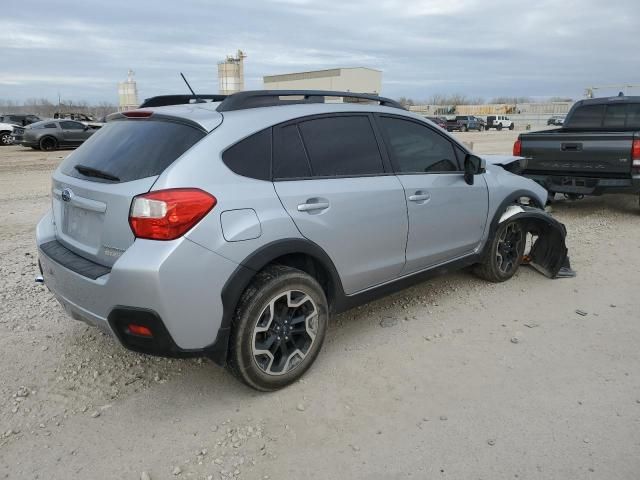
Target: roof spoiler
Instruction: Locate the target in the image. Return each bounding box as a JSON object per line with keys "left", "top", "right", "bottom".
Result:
{"left": 139, "top": 94, "right": 228, "bottom": 108}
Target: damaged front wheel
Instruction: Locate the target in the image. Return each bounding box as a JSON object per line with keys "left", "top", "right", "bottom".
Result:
{"left": 474, "top": 220, "right": 525, "bottom": 282}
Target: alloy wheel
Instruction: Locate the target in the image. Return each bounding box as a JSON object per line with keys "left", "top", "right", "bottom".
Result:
{"left": 496, "top": 222, "right": 524, "bottom": 274}
{"left": 251, "top": 290, "right": 318, "bottom": 376}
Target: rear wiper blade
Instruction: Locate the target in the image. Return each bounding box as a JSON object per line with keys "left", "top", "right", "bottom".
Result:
{"left": 74, "top": 164, "right": 120, "bottom": 182}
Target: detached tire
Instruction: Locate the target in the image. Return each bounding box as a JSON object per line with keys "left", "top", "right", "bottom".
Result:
{"left": 474, "top": 220, "right": 525, "bottom": 283}
{"left": 227, "top": 265, "right": 328, "bottom": 391}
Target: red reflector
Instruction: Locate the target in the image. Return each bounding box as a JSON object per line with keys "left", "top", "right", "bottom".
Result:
{"left": 122, "top": 110, "right": 153, "bottom": 118}
{"left": 128, "top": 324, "right": 153, "bottom": 337}
{"left": 632, "top": 139, "right": 640, "bottom": 160}
{"left": 513, "top": 138, "right": 522, "bottom": 157}
{"left": 129, "top": 188, "right": 217, "bottom": 241}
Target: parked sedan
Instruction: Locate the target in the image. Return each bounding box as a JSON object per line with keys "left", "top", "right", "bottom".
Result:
{"left": 546, "top": 115, "right": 565, "bottom": 126}
{"left": 12, "top": 120, "right": 98, "bottom": 150}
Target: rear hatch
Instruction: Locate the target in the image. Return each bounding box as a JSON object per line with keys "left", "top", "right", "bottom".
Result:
{"left": 522, "top": 131, "right": 635, "bottom": 176}
{"left": 51, "top": 114, "right": 209, "bottom": 266}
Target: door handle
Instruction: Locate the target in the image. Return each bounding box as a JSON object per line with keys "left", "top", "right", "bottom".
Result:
{"left": 297, "top": 201, "right": 330, "bottom": 212}
{"left": 408, "top": 193, "right": 430, "bottom": 202}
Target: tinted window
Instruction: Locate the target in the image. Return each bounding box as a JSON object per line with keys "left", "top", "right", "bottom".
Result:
{"left": 297, "top": 116, "right": 383, "bottom": 176}
{"left": 566, "top": 104, "right": 604, "bottom": 129}
{"left": 60, "top": 120, "right": 205, "bottom": 183}
{"left": 222, "top": 129, "right": 271, "bottom": 181}
{"left": 273, "top": 124, "right": 312, "bottom": 179}
{"left": 379, "top": 117, "right": 459, "bottom": 173}
{"left": 626, "top": 104, "right": 640, "bottom": 129}
{"left": 44, "top": 123, "right": 56, "bottom": 129}
{"left": 603, "top": 104, "right": 626, "bottom": 128}
{"left": 60, "top": 121, "right": 85, "bottom": 130}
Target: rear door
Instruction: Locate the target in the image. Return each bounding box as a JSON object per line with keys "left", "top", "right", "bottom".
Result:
{"left": 376, "top": 114, "right": 488, "bottom": 273}
{"left": 53, "top": 118, "right": 207, "bottom": 266}
{"left": 272, "top": 114, "right": 408, "bottom": 294}
{"left": 60, "top": 121, "right": 87, "bottom": 145}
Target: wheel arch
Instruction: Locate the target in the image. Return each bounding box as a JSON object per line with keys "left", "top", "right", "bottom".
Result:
{"left": 210, "top": 238, "right": 344, "bottom": 366}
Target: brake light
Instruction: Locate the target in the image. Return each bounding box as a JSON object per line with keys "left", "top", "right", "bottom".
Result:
{"left": 122, "top": 110, "right": 153, "bottom": 118}
{"left": 513, "top": 138, "right": 522, "bottom": 157}
{"left": 129, "top": 188, "right": 216, "bottom": 240}
{"left": 633, "top": 139, "right": 640, "bottom": 160}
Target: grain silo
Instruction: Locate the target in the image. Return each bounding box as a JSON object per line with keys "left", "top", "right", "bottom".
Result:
{"left": 118, "top": 69, "right": 139, "bottom": 111}
{"left": 218, "top": 50, "right": 246, "bottom": 95}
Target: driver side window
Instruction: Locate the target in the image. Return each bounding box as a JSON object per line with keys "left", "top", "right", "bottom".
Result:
{"left": 378, "top": 116, "right": 459, "bottom": 173}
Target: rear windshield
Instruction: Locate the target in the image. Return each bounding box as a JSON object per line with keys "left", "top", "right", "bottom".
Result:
{"left": 565, "top": 103, "right": 640, "bottom": 130}
{"left": 60, "top": 119, "right": 205, "bottom": 183}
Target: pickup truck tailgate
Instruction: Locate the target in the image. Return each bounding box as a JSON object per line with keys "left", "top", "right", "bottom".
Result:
{"left": 522, "top": 131, "right": 634, "bottom": 176}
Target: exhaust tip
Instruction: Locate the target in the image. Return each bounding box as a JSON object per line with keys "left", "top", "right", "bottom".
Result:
{"left": 35, "top": 275, "right": 44, "bottom": 284}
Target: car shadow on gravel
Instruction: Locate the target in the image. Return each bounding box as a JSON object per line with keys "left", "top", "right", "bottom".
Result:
{"left": 550, "top": 194, "right": 639, "bottom": 215}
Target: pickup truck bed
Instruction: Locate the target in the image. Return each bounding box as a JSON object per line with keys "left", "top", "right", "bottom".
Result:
{"left": 516, "top": 96, "right": 640, "bottom": 197}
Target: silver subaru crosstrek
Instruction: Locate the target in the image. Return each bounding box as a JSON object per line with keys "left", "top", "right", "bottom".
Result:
{"left": 36, "top": 90, "right": 571, "bottom": 390}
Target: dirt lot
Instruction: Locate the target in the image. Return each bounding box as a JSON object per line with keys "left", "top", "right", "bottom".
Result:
{"left": 1, "top": 131, "right": 639, "bottom": 480}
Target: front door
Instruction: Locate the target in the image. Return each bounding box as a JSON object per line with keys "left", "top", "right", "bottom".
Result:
{"left": 272, "top": 114, "right": 408, "bottom": 294}
{"left": 60, "top": 121, "right": 88, "bottom": 145}
{"left": 376, "top": 114, "right": 489, "bottom": 274}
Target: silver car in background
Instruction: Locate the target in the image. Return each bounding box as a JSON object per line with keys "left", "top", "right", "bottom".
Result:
{"left": 13, "top": 119, "right": 98, "bottom": 150}
{"left": 36, "top": 90, "right": 571, "bottom": 391}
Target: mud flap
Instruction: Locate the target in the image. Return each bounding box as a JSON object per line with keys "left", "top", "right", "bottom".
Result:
{"left": 499, "top": 205, "right": 576, "bottom": 279}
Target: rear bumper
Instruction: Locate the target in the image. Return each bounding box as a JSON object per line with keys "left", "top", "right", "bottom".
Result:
{"left": 523, "top": 172, "right": 640, "bottom": 196}
{"left": 36, "top": 209, "right": 240, "bottom": 359}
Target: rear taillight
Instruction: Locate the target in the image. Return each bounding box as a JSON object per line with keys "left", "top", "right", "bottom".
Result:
{"left": 513, "top": 138, "right": 522, "bottom": 157}
{"left": 632, "top": 139, "right": 640, "bottom": 173}
{"left": 129, "top": 188, "right": 216, "bottom": 240}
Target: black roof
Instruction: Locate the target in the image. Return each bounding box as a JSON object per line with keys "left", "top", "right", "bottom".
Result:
{"left": 575, "top": 95, "right": 640, "bottom": 107}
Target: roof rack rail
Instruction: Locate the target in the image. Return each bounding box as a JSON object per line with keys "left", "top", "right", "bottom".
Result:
{"left": 215, "top": 90, "right": 405, "bottom": 112}
{"left": 139, "top": 94, "right": 228, "bottom": 108}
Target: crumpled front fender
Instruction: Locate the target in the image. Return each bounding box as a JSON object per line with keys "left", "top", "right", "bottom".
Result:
{"left": 499, "top": 205, "right": 575, "bottom": 279}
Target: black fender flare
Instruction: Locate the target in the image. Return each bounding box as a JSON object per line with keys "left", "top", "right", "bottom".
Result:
{"left": 209, "top": 238, "right": 344, "bottom": 365}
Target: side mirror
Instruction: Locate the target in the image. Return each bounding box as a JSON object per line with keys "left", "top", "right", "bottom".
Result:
{"left": 464, "top": 154, "right": 486, "bottom": 185}
{"left": 83, "top": 125, "right": 90, "bottom": 131}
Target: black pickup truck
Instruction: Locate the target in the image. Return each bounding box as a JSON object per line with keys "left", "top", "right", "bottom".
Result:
{"left": 515, "top": 96, "right": 640, "bottom": 199}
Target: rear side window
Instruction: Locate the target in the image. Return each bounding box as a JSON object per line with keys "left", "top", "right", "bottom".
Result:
{"left": 379, "top": 116, "right": 459, "bottom": 173}
{"left": 60, "top": 120, "right": 205, "bottom": 183}
{"left": 44, "top": 123, "right": 56, "bottom": 128}
{"left": 273, "top": 124, "right": 312, "bottom": 179}
{"left": 222, "top": 129, "right": 271, "bottom": 181}
{"left": 566, "top": 105, "right": 604, "bottom": 129}
{"left": 626, "top": 104, "right": 640, "bottom": 129}
{"left": 297, "top": 116, "right": 384, "bottom": 176}
{"left": 60, "top": 121, "right": 85, "bottom": 130}
{"left": 603, "top": 104, "right": 626, "bottom": 128}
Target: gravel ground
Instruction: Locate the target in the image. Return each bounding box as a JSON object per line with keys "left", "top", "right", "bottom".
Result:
{"left": 1, "top": 131, "right": 639, "bottom": 479}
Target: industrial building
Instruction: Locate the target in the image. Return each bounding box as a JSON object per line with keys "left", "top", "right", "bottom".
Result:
{"left": 263, "top": 67, "right": 382, "bottom": 94}
{"left": 117, "top": 69, "right": 138, "bottom": 111}
{"left": 218, "top": 50, "right": 247, "bottom": 95}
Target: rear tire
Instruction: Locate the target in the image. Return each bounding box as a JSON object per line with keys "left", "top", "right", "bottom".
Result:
{"left": 474, "top": 220, "right": 525, "bottom": 283}
{"left": 226, "top": 265, "right": 328, "bottom": 391}
{"left": 0, "top": 131, "right": 12, "bottom": 146}
{"left": 39, "top": 136, "right": 57, "bottom": 151}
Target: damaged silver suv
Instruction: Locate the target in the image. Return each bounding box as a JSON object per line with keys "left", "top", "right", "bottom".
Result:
{"left": 36, "top": 91, "right": 572, "bottom": 391}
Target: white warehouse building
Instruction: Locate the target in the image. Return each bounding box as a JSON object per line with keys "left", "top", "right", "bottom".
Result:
{"left": 263, "top": 67, "right": 382, "bottom": 94}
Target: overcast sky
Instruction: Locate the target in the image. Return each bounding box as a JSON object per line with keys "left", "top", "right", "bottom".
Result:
{"left": 2, "top": 0, "right": 639, "bottom": 104}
